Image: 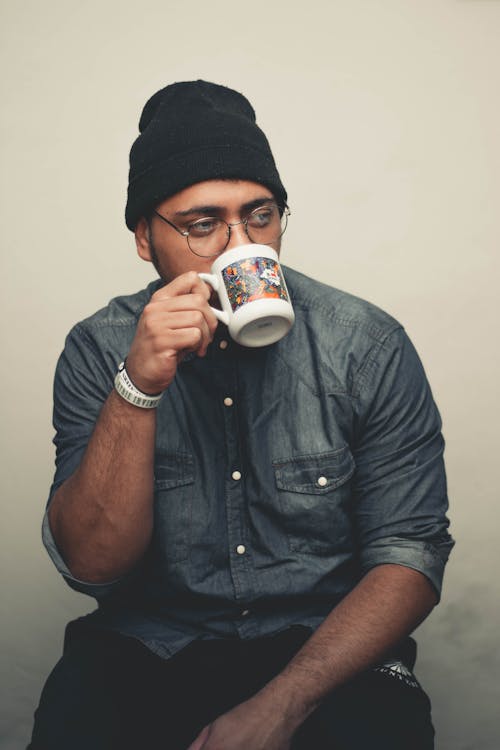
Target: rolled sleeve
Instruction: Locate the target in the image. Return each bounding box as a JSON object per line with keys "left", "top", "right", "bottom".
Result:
{"left": 50, "top": 324, "right": 114, "bottom": 491}
{"left": 41, "top": 509, "right": 130, "bottom": 599}
{"left": 353, "top": 327, "right": 454, "bottom": 598}
{"left": 360, "top": 535, "right": 453, "bottom": 598}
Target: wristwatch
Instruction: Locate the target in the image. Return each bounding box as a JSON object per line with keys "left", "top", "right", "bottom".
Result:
{"left": 114, "top": 361, "right": 163, "bottom": 409}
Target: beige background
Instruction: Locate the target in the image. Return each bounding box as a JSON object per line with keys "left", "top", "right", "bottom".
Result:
{"left": 1, "top": 0, "right": 499, "bottom": 747}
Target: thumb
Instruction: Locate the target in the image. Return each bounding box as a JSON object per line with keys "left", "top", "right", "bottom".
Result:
{"left": 187, "top": 723, "right": 211, "bottom": 750}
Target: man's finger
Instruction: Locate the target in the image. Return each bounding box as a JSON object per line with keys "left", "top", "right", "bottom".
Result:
{"left": 186, "top": 723, "right": 211, "bottom": 750}
{"left": 149, "top": 294, "right": 214, "bottom": 315}
{"left": 153, "top": 271, "right": 210, "bottom": 301}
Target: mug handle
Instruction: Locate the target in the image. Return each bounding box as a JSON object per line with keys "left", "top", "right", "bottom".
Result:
{"left": 198, "top": 273, "right": 230, "bottom": 325}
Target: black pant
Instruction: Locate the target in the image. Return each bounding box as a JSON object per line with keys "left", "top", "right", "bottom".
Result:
{"left": 28, "top": 624, "right": 434, "bottom": 749}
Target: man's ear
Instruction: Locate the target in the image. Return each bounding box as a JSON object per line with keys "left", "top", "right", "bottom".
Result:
{"left": 135, "top": 217, "right": 153, "bottom": 262}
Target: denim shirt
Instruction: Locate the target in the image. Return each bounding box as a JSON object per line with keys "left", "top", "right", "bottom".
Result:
{"left": 42, "top": 267, "right": 454, "bottom": 659}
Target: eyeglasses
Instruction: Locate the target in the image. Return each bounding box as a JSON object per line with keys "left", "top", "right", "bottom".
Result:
{"left": 152, "top": 202, "right": 290, "bottom": 258}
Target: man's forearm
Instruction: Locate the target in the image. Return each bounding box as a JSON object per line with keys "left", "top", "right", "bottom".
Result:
{"left": 256, "top": 564, "right": 437, "bottom": 731}
{"left": 48, "top": 274, "right": 218, "bottom": 585}
{"left": 48, "top": 389, "right": 156, "bottom": 583}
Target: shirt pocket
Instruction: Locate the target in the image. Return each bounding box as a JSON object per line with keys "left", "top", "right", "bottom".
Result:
{"left": 273, "top": 447, "right": 355, "bottom": 555}
{"left": 153, "top": 452, "right": 195, "bottom": 565}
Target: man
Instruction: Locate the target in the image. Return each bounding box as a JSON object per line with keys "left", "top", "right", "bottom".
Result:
{"left": 30, "top": 80, "right": 453, "bottom": 749}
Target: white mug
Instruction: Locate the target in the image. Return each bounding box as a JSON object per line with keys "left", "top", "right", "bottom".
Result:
{"left": 199, "top": 244, "right": 295, "bottom": 347}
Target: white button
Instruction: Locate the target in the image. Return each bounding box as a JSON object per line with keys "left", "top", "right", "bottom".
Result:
{"left": 236, "top": 544, "right": 246, "bottom": 555}
{"left": 224, "top": 397, "right": 233, "bottom": 407}
{"left": 241, "top": 609, "right": 250, "bottom": 617}
{"left": 232, "top": 470, "right": 242, "bottom": 481}
{"left": 317, "top": 476, "right": 328, "bottom": 487}
{"left": 219, "top": 340, "right": 228, "bottom": 350}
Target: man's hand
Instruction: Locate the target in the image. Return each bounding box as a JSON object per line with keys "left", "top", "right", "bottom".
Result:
{"left": 187, "top": 693, "right": 296, "bottom": 750}
{"left": 126, "top": 271, "right": 218, "bottom": 395}
{"left": 188, "top": 565, "right": 437, "bottom": 750}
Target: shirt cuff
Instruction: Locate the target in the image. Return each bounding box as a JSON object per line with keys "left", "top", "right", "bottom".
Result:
{"left": 41, "top": 509, "right": 132, "bottom": 600}
{"left": 359, "top": 535, "right": 454, "bottom": 600}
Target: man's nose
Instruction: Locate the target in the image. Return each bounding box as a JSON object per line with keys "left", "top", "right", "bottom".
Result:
{"left": 226, "top": 220, "right": 249, "bottom": 250}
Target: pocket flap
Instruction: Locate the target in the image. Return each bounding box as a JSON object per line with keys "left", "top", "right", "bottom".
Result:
{"left": 154, "top": 453, "right": 195, "bottom": 490}
{"left": 273, "top": 447, "right": 355, "bottom": 494}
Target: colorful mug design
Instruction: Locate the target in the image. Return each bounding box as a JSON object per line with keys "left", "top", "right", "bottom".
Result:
{"left": 198, "top": 244, "right": 295, "bottom": 348}
{"left": 222, "top": 257, "right": 289, "bottom": 312}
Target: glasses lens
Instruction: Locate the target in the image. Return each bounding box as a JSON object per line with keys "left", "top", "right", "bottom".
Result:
{"left": 187, "top": 218, "right": 229, "bottom": 257}
{"left": 246, "top": 204, "right": 288, "bottom": 245}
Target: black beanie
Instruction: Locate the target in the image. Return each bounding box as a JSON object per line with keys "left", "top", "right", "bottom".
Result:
{"left": 125, "top": 80, "right": 287, "bottom": 231}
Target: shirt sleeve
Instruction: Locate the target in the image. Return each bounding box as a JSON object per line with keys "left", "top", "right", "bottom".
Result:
{"left": 42, "top": 324, "right": 136, "bottom": 600}
{"left": 352, "top": 326, "right": 454, "bottom": 598}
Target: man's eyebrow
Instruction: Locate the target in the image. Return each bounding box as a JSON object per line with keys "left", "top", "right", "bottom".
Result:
{"left": 172, "top": 197, "right": 275, "bottom": 219}
{"left": 173, "top": 205, "right": 221, "bottom": 218}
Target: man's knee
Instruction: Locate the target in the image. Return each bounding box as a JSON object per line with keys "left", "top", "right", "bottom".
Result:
{"left": 292, "top": 670, "right": 434, "bottom": 750}
{"left": 28, "top": 630, "right": 123, "bottom": 750}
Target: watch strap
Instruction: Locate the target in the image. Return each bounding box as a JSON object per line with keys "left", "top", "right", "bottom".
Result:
{"left": 114, "top": 362, "right": 163, "bottom": 409}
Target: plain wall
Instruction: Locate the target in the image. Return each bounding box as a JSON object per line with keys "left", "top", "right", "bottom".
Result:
{"left": 1, "top": 1, "right": 499, "bottom": 747}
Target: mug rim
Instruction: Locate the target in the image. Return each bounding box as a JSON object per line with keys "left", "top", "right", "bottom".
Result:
{"left": 210, "top": 243, "right": 279, "bottom": 273}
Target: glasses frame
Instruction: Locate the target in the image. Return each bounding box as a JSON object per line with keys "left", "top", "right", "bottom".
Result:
{"left": 152, "top": 202, "right": 290, "bottom": 258}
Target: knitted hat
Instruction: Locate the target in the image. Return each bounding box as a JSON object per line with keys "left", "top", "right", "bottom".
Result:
{"left": 125, "top": 80, "right": 287, "bottom": 230}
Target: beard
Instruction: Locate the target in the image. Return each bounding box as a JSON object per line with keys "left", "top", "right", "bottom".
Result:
{"left": 146, "top": 227, "right": 164, "bottom": 280}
